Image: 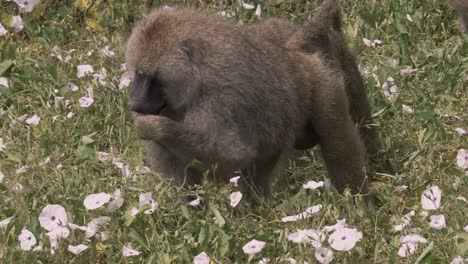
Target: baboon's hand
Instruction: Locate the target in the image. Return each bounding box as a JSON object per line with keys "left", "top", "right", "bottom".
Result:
{"left": 133, "top": 115, "right": 166, "bottom": 140}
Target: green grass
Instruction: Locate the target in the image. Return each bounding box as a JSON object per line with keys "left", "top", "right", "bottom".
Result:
{"left": 0, "top": 0, "right": 467, "bottom": 263}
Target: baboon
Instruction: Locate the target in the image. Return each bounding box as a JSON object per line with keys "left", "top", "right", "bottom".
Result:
{"left": 447, "top": 0, "right": 468, "bottom": 32}
{"left": 126, "top": 5, "right": 368, "bottom": 199}
{"left": 251, "top": 1, "right": 377, "bottom": 155}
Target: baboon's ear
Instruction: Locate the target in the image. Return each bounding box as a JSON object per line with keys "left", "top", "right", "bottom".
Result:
{"left": 180, "top": 38, "right": 207, "bottom": 63}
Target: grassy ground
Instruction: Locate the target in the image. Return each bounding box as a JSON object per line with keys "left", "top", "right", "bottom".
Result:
{"left": 0, "top": 0, "right": 466, "bottom": 263}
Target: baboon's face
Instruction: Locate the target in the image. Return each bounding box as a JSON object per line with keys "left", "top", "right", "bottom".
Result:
{"left": 128, "top": 71, "right": 167, "bottom": 115}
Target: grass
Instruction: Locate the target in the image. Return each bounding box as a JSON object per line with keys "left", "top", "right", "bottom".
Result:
{"left": 0, "top": 0, "right": 466, "bottom": 263}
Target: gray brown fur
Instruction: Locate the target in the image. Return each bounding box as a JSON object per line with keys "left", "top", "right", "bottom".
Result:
{"left": 252, "top": 1, "right": 377, "bottom": 154}
{"left": 125, "top": 4, "right": 368, "bottom": 199}
{"left": 448, "top": 0, "right": 468, "bottom": 32}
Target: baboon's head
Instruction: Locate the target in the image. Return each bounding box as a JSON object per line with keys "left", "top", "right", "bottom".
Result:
{"left": 125, "top": 8, "right": 215, "bottom": 115}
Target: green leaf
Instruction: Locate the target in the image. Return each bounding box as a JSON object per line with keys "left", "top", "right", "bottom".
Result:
{"left": 210, "top": 205, "right": 225, "bottom": 227}
{"left": 414, "top": 241, "right": 433, "bottom": 264}
{"left": 48, "top": 64, "right": 58, "bottom": 80}
{"left": 0, "top": 60, "right": 14, "bottom": 76}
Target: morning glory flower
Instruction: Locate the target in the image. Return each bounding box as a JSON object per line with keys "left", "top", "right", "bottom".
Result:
{"left": 38, "top": 204, "right": 68, "bottom": 231}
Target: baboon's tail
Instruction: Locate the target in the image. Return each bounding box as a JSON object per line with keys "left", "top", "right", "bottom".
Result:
{"left": 285, "top": 0, "right": 342, "bottom": 53}
{"left": 312, "top": 0, "right": 342, "bottom": 33}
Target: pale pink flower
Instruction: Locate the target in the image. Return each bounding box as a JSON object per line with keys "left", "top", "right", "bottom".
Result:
{"left": 68, "top": 244, "right": 88, "bottom": 255}
{"left": 0, "top": 77, "right": 9, "bottom": 87}
{"left": 229, "top": 176, "right": 240, "bottom": 187}
{"left": 85, "top": 216, "right": 111, "bottom": 238}
{"left": 450, "top": 256, "right": 465, "bottom": 264}
{"left": 14, "top": 0, "right": 40, "bottom": 13}
{"left": 394, "top": 210, "right": 415, "bottom": 231}
{"left": 242, "top": 239, "right": 265, "bottom": 254}
{"left": 0, "top": 23, "right": 6, "bottom": 36}
{"left": 421, "top": 186, "right": 441, "bottom": 210}
{"left": 188, "top": 197, "right": 201, "bottom": 207}
{"left": 328, "top": 228, "right": 363, "bottom": 251}
{"left": 281, "top": 205, "right": 322, "bottom": 222}
{"left": 26, "top": 114, "right": 40, "bottom": 125}
{"left": 255, "top": 4, "right": 261, "bottom": 17}
{"left": 323, "top": 218, "right": 347, "bottom": 232}
{"left": 0, "top": 138, "right": 5, "bottom": 152}
{"left": 77, "top": 65, "right": 94, "bottom": 78}
{"left": 229, "top": 191, "right": 242, "bottom": 207}
{"left": 0, "top": 217, "right": 13, "bottom": 228}
{"left": 107, "top": 189, "right": 124, "bottom": 212}
{"left": 84, "top": 192, "right": 111, "bottom": 210}
{"left": 288, "top": 229, "right": 325, "bottom": 248}
{"left": 193, "top": 251, "right": 210, "bottom": 264}
{"left": 39, "top": 204, "right": 68, "bottom": 231}
{"left": 239, "top": 0, "right": 255, "bottom": 9}
{"left": 18, "top": 229, "right": 36, "bottom": 251}
{"left": 303, "top": 180, "right": 324, "bottom": 190}
{"left": 456, "top": 149, "right": 468, "bottom": 169}
{"left": 401, "top": 104, "right": 414, "bottom": 114}
{"left": 123, "top": 245, "right": 141, "bottom": 256}
{"left": 315, "top": 247, "right": 334, "bottom": 264}
{"left": 454, "top": 128, "right": 467, "bottom": 135}
{"left": 0, "top": 170, "right": 4, "bottom": 183}
{"left": 11, "top": 16, "right": 24, "bottom": 31}
{"left": 139, "top": 192, "right": 159, "bottom": 214}
{"left": 429, "top": 214, "right": 446, "bottom": 229}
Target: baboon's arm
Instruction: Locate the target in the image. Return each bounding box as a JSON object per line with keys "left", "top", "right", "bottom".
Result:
{"left": 133, "top": 115, "right": 256, "bottom": 168}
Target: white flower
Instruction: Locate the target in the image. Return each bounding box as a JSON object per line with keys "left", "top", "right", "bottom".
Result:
{"left": 398, "top": 234, "right": 427, "bottom": 257}
{"left": 0, "top": 23, "right": 6, "bottom": 36}
{"left": 322, "top": 219, "right": 346, "bottom": 233}
{"left": 100, "top": 46, "right": 115, "bottom": 57}
{"left": 255, "top": 4, "right": 261, "bottom": 17}
{"left": 0, "top": 107, "right": 5, "bottom": 117}
{"left": 393, "top": 185, "right": 408, "bottom": 193}
{"left": 420, "top": 211, "right": 429, "bottom": 218}
{"left": 465, "top": 225, "right": 468, "bottom": 232}
{"left": 456, "top": 196, "right": 466, "bottom": 202}
{"left": 14, "top": 0, "right": 40, "bottom": 12}
{"left": 119, "top": 71, "right": 133, "bottom": 90}
{"left": 77, "top": 64, "right": 94, "bottom": 78}
{"left": 0, "top": 217, "right": 12, "bottom": 228}
{"left": 238, "top": 0, "right": 255, "bottom": 9}
{"left": 229, "top": 176, "right": 240, "bottom": 187}
{"left": 362, "top": 38, "right": 382, "bottom": 47}
{"left": 218, "top": 11, "right": 235, "bottom": 18}
{"left": 406, "top": 14, "right": 413, "bottom": 22}
{"left": 85, "top": 216, "right": 111, "bottom": 238}
{"left": 15, "top": 165, "right": 28, "bottom": 174}
{"left": 188, "top": 197, "right": 201, "bottom": 207}
{"left": 130, "top": 207, "right": 139, "bottom": 216}
{"left": 26, "top": 114, "right": 40, "bottom": 125}
{"left": 135, "top": 164, "right": 151, "bottom": 174}
{"left": 68, "top": 244, "right": 88, "bottom": 255}
{"left": 328, "top": 228, "right": 363, "bottom": 251}
{"left": 421, "top": 186, "right": 442, "bottom": 210}
{"left": 121, "top": 165, "right": 132, "bottom": 178}
{"left": 123, "top": 245, "right": 141, "bottom": 256}
{"left": 259, "top": 258, "right": 271, "bottom": 264}
{"left": 303, "top": 180, "right": 324, "bottom": 190}
{"left": 400, "top": 233, "right": 427, "bottom": 244}
{"left": 242, "top": 239, "right": 265, "bottom": 255}
{"left": 68, "top": 82, "right": 79, "bottom": 91}
{"left": 68, "top": 223, "right": 87, "bottom": 231}
{"left": 381, "top": 77, "right": 398, "bottom": 103}
{"left": 429, "top": 214, "right": 446, "bottom": 229}
{"left": 394, "top": 210, "right": 415, "bottom": 231}
{"left": 315, "top": 247, "right": 334, "bottom": 264}
{"left": 454, "top": 128, "right": 467, "bottom": 135}
{"left": 401, "top": 104, "right": 414, "bottom": 114}
{"left": 66, "top": 112, "right": 75, "bottom": 119}
{"left": 79, "top": 96, "right": 94, "bottom": 107}
{"left": 84, "top": 192, "right": 111, "bottom": 210}
{"left": 93, "top": 68, "right": 107, "bottom": 85}
{"left": 0, "top": 77, "right": 9, "bottom": 87}
{"left": 39, "top": 157, "right": 50, "bottom": 166}
{"left": 193, "top": 251, "right": 210, "bottom": 264}
{"left": 456, "top": 149, "right": 468, "bottom": 169}
{"left": 400, "top": 67, "right": 417, "bottom": 76}
{"left": 18, "top": 229, "right": 36, "bottom": 251}
{"left": 0, "top": 138, "right": 5, "bottom": 152}
{"left": 450, "top": 256, "right": 465, "bottom": 264}
{"left": 11, "top": 16, "right": 24, "bottom": 31}
{"left": 107, "top": 189, "right": 124, "bottom": 212}
{"left": 288, "top": 229, "right": 325, "bottom": 248}
{"left": 229, "top": 191, "right": 242, "bottom": 207}
{"left": 39, "top": 204, "right": 68, "bottom": 231}
{"left": 398, "top": 242, "right": 418, "bottom": 257}
{"left": 0, "top": 170, "right": 4, "bottom": 183}
{"left": 281, "top": 205, "right": 322, "bottom": 222}
{"left": 139, "top": 192, "right": 159, "bottom": 214}
{"left": 47, "top": 226, "right": 70, "bottom": 253}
